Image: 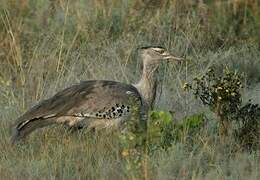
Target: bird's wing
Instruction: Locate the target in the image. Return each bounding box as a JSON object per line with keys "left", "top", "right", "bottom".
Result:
{"left": 14, "top": 80, "right": 143, "bottom": 127}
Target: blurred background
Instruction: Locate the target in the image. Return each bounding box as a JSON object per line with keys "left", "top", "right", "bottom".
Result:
{"left": 0, "top": 1, "right": 259, "bottom": 179}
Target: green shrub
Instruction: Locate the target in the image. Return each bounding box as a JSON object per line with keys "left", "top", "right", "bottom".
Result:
{"left": 184, "top": 67, "right": 260, "bottom": 149}
{"left": 184, "top": 67, "right": 242, "bottom": 139}
{"left": 148, "top": 111, "right": 204, "bottom": 152}
{"left": 119, "top": 110, "right": 205, "bottom": 179}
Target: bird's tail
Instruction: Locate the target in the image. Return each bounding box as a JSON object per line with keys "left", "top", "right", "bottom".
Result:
{"left": 11, "top": 117, "right": 55, "bottom": 144}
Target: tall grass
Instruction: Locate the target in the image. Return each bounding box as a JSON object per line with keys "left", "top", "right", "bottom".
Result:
{"left": 0, "top": 0, "right": 259, "bottom": 179}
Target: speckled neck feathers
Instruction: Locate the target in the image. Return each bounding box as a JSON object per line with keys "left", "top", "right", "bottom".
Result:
{"left": 134, "top": 60, "right": 159, "bottom": 109}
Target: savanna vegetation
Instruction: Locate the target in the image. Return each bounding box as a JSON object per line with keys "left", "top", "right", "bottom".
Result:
{"left": 0, "top": 0, "right": 259, "bottom": 179}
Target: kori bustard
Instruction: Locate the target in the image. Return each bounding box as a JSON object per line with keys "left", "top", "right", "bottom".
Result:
{"left": 11, "top": 46, "right": 183, "bottom": 143}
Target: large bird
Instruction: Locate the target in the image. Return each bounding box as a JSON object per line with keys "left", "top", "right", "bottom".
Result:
{"left": 11, "top": 46, "right": 183, "bottom": 143}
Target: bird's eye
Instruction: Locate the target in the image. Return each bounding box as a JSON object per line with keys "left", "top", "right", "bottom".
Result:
{"left": 156, "top": 49, "right": 165, "bottom": 54}
{"left": 159, "top": 50, "right": 165, "bottom": 54}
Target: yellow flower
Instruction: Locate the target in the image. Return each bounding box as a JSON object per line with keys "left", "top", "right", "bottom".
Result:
{"left": 182, "top": 83, "right": 189, "bottom": 89}
{"left": 122, "top": 149, "right": 129, "bottom": 157}
{"left": 129, "top": 135, "right": 134, "bottom": 140}
{"left": 231, "top": 92, "right": 236, "bottom": 96}
{"left": 218, "top": 96, "right": 222, "bottom": 100}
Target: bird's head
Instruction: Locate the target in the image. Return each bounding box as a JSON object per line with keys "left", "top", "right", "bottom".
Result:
{"left": 139, "top": 46, "right": 183, "bottom": 65}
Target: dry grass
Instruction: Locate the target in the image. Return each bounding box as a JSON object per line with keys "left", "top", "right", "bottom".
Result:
{"left": 0, "top": 0, "right": 259, "bottom": 179}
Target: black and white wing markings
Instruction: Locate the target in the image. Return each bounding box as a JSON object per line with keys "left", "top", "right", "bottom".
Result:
{"left": 92, "top": 104, "right": 131, "bottom": 119}
{"left": 16, "top": 104, "right": 131, "bottom": 130}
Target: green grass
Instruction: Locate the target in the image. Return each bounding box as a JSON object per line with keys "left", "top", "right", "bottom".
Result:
{"left": 0, "top": 0, "right": 259, "bottom": 179}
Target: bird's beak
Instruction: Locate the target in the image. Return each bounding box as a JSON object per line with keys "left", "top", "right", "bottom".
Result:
{"left": 163, "top": 52, "right": 184, "bottom": 62}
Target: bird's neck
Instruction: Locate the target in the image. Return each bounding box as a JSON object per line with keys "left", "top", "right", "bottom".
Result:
{"left": 134, "top": 63, "right": 159, "bottom": 109}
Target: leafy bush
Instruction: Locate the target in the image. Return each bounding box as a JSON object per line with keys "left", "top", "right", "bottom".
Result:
{"left": 184, "top": 67, "right": 260, "bottom": 149}
{"left": 148, "top": 111, "right": 204, "bottom": 152}
{"left": 184, "top": 68, "right": 242, "bottom": 138}
{"left": 119, "top": 110, "right": 204, "bottom": 179}
{"left": 148, "top": 111, "right": 174, "bottom": 151}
